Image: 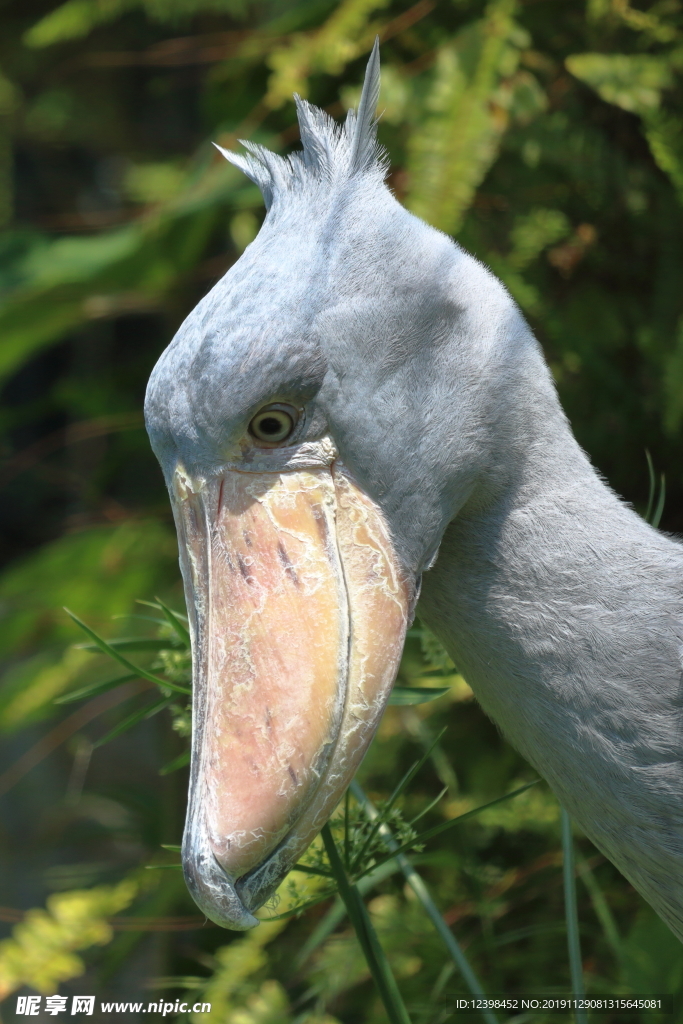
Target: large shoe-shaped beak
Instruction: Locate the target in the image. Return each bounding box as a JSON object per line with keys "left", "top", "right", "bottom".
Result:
{"left": 171, "top": 460, "right": 413, "bottom": 929}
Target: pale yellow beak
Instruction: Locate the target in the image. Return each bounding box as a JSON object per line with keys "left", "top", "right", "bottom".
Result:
{"left": 172, "top": 462, "right": 412, "bottom": 929}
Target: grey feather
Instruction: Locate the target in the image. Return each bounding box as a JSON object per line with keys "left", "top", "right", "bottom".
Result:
{"left": 349, "top": 36, "right": 381, "bottom": 174}
{"left": 213, "top": 39, "right": 386, "bottom": 206}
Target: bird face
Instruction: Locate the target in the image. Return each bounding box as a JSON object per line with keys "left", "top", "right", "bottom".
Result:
{"left": 144, "top": 46, "right": 485, "bottom": 928}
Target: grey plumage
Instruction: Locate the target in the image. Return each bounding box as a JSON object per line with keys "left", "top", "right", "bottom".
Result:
{"left": 146, "top": 46, "right": 683, "bottom": 940}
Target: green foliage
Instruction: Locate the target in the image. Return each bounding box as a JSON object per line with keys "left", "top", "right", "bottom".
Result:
{"left": 265, "top": 0, "right": 390, "bottom": 107}
{"left": 0, "top": 523, "right": 177, "bottom": 728}
{"left": 406, "top": 0, "right": 542, "bottom": 235}
{"left": 0, "top": 879, "right": 137, "bottom": 1000}
{"left": 25, "top": 0, "right": 249, "bottom": 49}
{"left": 566, "top": 52, "right": 678, "bottom": 115}
{"left": 3, "top": 0, "right": 683, "bottom": 1018}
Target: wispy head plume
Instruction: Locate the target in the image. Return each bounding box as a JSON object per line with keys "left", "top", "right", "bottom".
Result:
{"left": 214, "top": 38, "right": 387, "bottom": 209}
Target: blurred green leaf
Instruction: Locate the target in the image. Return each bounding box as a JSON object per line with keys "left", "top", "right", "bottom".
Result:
{"left": 566, "top": 52, "right": 677, "bottom": 115}
{"left": 53, "top": 673, "right": 138, "bottom": 705}
{"left": 159, "top": 749, "right": 191, "bottom": 775}
{"left": 92, "top": 693, "right": 175, "bottom": 748}
{"left": 388, "top": 686, "right": 450, "bottom": 705}
{"left": 406, "top": 0, "right": 534, "bottom": 235}
{"left": 0, "top": 521, "right": 177, "bottom": 655}
{"left": 24, "top": 0, "right": 250, "bottom": 49}
{"left": 77, "top": 638, "right": 174, "bottom": 652}
{"left": 64, "top": 609, "right": 191, "bottom": 694}
{"left": 0, "top": 161, "right": 249, "bottom": 385}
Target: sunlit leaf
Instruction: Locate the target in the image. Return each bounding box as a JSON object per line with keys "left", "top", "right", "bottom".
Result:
{"left": 0, "top": 880, "right": 137, "bottom": 1000}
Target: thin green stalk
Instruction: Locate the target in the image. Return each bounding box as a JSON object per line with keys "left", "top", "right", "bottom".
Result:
{"left": 55, "top": 673, "right": 138, "bottom": 704}
{"left": 344, "top": 788, "right": 352, "bottom": 868}
{"left": 644, "top": 451, "right": 665, "bottom": 528}
{"left": 155, "top": 596, "right": 191, "bottom": 648}
{"left": 65, "top": 609, "right": 191, "bottom": 696}
{"left": 652, "top": 475, "right": 666, "bottom": 529}
{"left": 93, "top": 694, "right": 175, "bottom": 748}
{"left": 321, "top": 824, "right": 412, "bottom": 1024}
{"left": 561, "top": 808, "right": 588, "bottom": 1024}
{"left": 400, "top": 708, "right": 460, "bottom": 798}
{"left": 645, "top": 450, "right": 656, "bottom": 524}
{"left": 408, "top": 786, "right": 448, "bottom": 827}
{"left": 351, "top": 781, "right": 499, "bottom": 1024}
{"left": 575, "top": 854, "right": 622, "bottom": 963}
{"left": 355, "top": 780, "right": 538, "bottom": 881}
{"left": 351, "top": 730, "right": 445, "bottom": 872}
{"left": 294, "top": 859, "right": 402, "bottom": 970}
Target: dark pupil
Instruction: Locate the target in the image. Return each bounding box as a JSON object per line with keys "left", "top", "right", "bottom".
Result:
{"left": 259, "top": 415, "right": 285, "bottom": 436}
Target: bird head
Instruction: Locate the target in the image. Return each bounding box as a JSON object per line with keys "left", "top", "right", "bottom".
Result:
{"left": 145, "top": 41, "right": 523, "bottom": 929}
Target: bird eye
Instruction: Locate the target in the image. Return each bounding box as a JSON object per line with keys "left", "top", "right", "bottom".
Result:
{"left": 248, "top": 404, "right": 298, "bottom": 445}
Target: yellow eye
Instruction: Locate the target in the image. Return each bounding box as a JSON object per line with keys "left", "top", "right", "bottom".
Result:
{"left": 248, "top": 405, "right": 298, "bottom": 445}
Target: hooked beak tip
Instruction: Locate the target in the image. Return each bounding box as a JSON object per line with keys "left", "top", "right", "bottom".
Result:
{"left": 182, "top": 839, "right": 260, "bottom": 930}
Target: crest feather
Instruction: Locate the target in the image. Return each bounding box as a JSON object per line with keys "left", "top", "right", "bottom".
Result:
{"left": 214, "top": 39, "right": 386, "bottom": 209}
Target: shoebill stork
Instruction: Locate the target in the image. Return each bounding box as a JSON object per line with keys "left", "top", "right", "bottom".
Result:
{"left": 145, "top": 42, "right": 683, "bottom": 939}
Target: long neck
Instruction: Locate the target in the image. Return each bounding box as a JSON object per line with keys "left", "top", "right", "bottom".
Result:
{"left": 419, "top": 376, "right": 683, "bottom": 941}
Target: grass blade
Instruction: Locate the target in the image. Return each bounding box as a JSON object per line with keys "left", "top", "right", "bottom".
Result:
{"left": 93, "top": 695, "right": 175, "bottom": 748}
{"left": 400, "top": 709, "right": 460, "bottom": 798}
{"left": 344, "top": 787, "right": 351, "bottom": 868}
{"left": 294, "top": 859, "right": 402, "bottom": 970}
{"left": 356, "top": 780, "right": 539, "bottom": 880}
{"left": 256, "top": 889, "right": 338, "bottom": 922}
{"left": 408, "top": 786, "right": 448, "bottom": 827}
{"left": 291, "top": 863, "right": 333, "bottom": 878}
{"left": 55, "top": 673, "right": 138, "bottom": 704}
{"left": 77, "top": 638, "right": 174, "bottom": 653}
{"left": 351, "top": 782, "right": 499, "bottom": 1024}
{"left": 65, "top": 609, "right": 191, "bottom": 695}
{"left": 351, "top": 729, "right": 446, "bottom": 872}
{"left": 643, "top": 451, "right": 666, "bottom": 528}
{"left": 652, "top": 474, "right": 666, "bottom": 529}
{"left": 388, "top": 686, "right": 450, "bottom": 705}
{"left": 576, "top": 854, "right": 622, "bottom": 963}
{"left": 322, "top": 824, "right": 412, "bottom": 1024}
{"left": 137, "top": 600, "right": 188, "bottom": 620}
{"left": 644, "top": 450, "right": 656, "bottom": 524}
{"left": 155, "top": 596, "right": 191, "bottom": 649}
{"left": 561, "top": 808, "right": 588, "bottom": 1024}
{"left": 159, "top": 749, "right": 191, "bottom": 775}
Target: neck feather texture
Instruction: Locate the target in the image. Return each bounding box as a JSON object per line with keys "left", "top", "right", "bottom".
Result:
{"left": 420, "top": 390, "right": 683, "bottom": 942}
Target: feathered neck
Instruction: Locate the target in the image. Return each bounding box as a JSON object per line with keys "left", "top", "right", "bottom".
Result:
{"left": 420, "top": 402, "right": 683, "bottom": 941}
